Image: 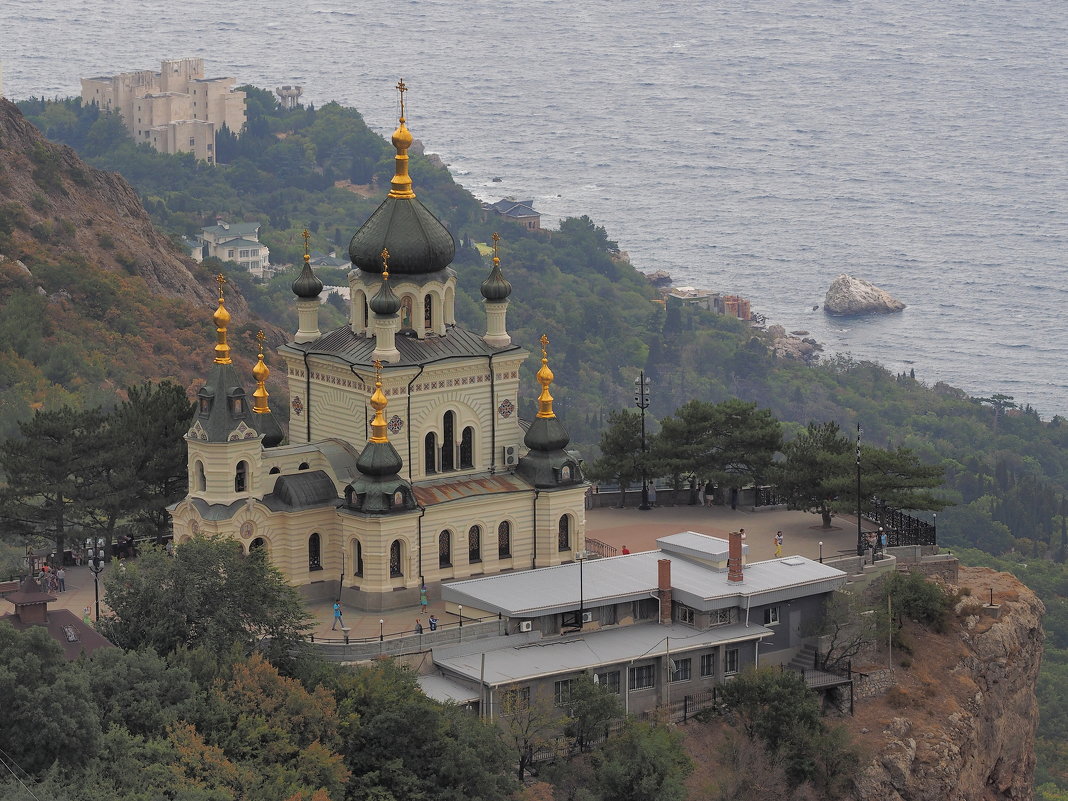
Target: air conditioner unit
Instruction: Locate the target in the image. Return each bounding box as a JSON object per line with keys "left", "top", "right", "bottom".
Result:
{"left": 502, "top": 445, "right": 519, "bottom": 467}
{"left": 581, "top": 611, "right": 594, "bottom": 624}
{"left": 518, "top": 620, "right": 533, "bottom": 633}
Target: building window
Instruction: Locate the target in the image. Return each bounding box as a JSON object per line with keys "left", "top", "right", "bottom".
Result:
{"left": 424, "top": 432, "right": 437, "bottom": 474}
{"left": 553, "top": 679, "right": 574, "bottom": 707}
{"left": 712, "top": 608, "right": 733, "bottom": 626}
{"left": 763, "top": 607, "right": 780, "bottom": 626}
{"left": 194, "top": 461, "right": 206, "bottom": 492}
{"left": 389, "top": 540, "right": 402, "bottom": 577}
{"left": 424, "top": 294, "right": 433, "bottom": 329}
{"left": 269, "top": 467, "right": 280, "bottom": 474}
{"left": 670, "top": 658, "right": 692, "bottom": 683}
{"left": 725, "top": 648, "right": 740, "bottom": 676}
{"left": 308, "top": 533, "right": 322, "bottom": 571}
{"left": 228, "top": 249, "right": 235, "bottom": 258}
{"left": 459, "top": 426, "right": 474, "bottom": 469}
{"left": 558, "top": 515, "right": 571, "bottom": 552}
{"left": 595, "top": 670, "right": 620, "bottom": 694}
{"left": 229, "top": 397, "right": 244, "bottom": 415}
{"left": 207, "top": 143, "right": 213, "bottom": 152}
{"left": 633, "top": 598, "right": 657, "bottom": 620}
{"left": 298, "top": 462, "right": 309, "bottom": 470}
{"left": 199, "top": 396, "right": 210, "bottom": 414}
{"left": 629, "top": 664, "right": 655, "bottom": 690}
{"left": 249, "top": 537, "right": 266, "bottom": 552}
{"left": 251, "top": 249, "right": 259, "bottom": 257}
{"left": 354, "top": 540, "right": 364, "bottom": 577}
{"left": 239, "top": 249, "right": 250, "bottom": 258}
{"left": 234, "top": 460, "right": 248, "bottom": 493}
{"left": 468, "top": 526, "right": 481, "bottom": 563}
{"left": 441, "top": 411, "right": 455, "bottom": 471}
{"left": 189, "top": 137, "right": 196, "bottom": 147}
{"left": 497, "top": 521, "right": 511, "bottom": 558}
{"left": 438, "top": 530, "right": 452, "bottom": 568}
{"left": 700, "top": 653, "right": 716, "bottom": 677}
{"left": 675, "top": 605, "right": 695, "bottom": 625}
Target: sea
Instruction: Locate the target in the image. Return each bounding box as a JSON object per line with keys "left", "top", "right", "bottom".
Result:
{"left": 3, "top": 0, "right": 1067, "bottom": 416}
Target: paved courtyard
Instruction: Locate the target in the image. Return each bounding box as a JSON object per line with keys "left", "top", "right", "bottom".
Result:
{"left": 36, "top": 504, "right": 860, "bottom": 644}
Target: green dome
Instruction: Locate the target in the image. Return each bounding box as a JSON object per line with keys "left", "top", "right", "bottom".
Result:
{"left": 369, "top": 275, "right": 401, "bottom": 316}
{"left": 480, "top": 260, "right": 512, "bottom": 301}
{"left": 349, "top": 197, "right": 455, "bottom": 275}
{"left": 292, "top": 258, "right": 324, "bottom": 299}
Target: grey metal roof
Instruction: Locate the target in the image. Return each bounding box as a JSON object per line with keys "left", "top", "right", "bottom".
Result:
{"left": 442, "top": 535, "right": 848, "bottom": 617}
{"left": 418, "top": 673, "right": 481, "bottom": 704}
{"left": 657, "top": 531, "right": 736, "bottom": 562}
{"left": 433, "top": 621, "right": 771, "bottom": 686}
{"left": 280, "top": 324, "right": 522, "bottom": 368}
{"left": 412, "top": 473, "right": 532, "bottom": 507}
{"left": 262, "top": 471, "right": 339, "bottom": 511}
{"left": 202, "top": 221, "right": 260, "bottom": 237}
{"left": 190, "top": 497, "right": 245, "bottom": 521}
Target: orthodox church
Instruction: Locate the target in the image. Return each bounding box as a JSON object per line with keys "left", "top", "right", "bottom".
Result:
{"left": 169, "top": 83, "right": 588, "bottom": 611}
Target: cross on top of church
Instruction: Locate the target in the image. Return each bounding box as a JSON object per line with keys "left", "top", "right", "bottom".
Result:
{"left": 492, "top": 232, "right": 500, "bottom": 264}
{"left": 216, "top": 273, "right": 226, "bottom": 296}
{"left": 540, "top": 333, "right": 549, "bottom": 355}
{"left": 380, "top": 248, "right": 390, "bottom": 277}
{"left": 396, "top": 79, "right": 407, "bottom": 122}
{"left": 302, "top": 228, "right": 311, "bottom": 256}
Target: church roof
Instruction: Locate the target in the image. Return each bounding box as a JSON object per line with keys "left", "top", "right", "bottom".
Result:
{"left": 349, "top": 196, "right": 456, "bottom": 275}
{"left": 263, "top": 471, "right": 340, "bottom": 511}
{"left": 413, "top": 473, "right": 532, "bottom": 507}
{"left": 193, "top": 362, "right": 260, "bottom": 443}
{"left": 281, "top": 324, "right": 522, "bottom": 367}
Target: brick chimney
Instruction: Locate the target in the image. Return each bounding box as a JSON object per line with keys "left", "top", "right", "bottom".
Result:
{"left": 658, "top": 559, "right": 672, "bottom": 624}
{"left": 728, "top": 530, "right": 745, "bottom": 582}
{"left": 5, "top": 577, "right": 55, "bottom": 625}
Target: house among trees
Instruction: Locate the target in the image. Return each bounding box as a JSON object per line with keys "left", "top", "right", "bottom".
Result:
{"left": 197, "top": 219, "right": 271, "bottom": 277}
{"left": 421, "top": 530, "right": 848, "bottom": 717}
{"left": 169, "top": 83, "right": 588, "bottom": 611}
{"left": 485, "top": 198, "right": 541, "bottom": 231}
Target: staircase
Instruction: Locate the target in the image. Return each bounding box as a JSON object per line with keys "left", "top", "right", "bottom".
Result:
{"left": 788, "top": 643, "right": 820, "bottom": 671}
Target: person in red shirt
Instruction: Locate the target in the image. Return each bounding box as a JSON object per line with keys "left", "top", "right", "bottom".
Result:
{"left": 621, "top": 545, "right": 631, "bottom": 555}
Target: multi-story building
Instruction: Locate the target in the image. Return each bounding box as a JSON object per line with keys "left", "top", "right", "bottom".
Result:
{"left": 80, "top": 58, "right": 245, "bottom": 163}
{"left": 198, "top": 220, "right": 271, "bottom": 277}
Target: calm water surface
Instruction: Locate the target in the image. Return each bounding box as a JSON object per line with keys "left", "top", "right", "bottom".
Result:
{"left": 4, "top": 0, "right": 1066, "bottom": 414}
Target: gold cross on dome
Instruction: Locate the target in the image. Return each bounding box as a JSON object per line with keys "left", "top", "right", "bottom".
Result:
{"left": 540, "top": 333, "right": 549, "bottom": 356}
{"left": 492, "top": 232, "right": 500, "bottom": 262}
{"left": 396, "top": 79, "right": 407, "bottom": 120}
{"left": 302, "top": 228, "right": 311, "bottom": 255}
{"left": 373, "top": 359, "right": 383, "bottom": 382}
{"left": 380, "top": 248, "right": 390, "bottom": 276}
{"left": 216, "top": 273, "right": 226, "bottom": 296}
{"left": 256, "top": 329, "right": 266, "bottom": 353}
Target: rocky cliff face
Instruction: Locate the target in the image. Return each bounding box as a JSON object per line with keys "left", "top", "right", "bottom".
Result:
{"left": 824, "top": 273, "right": 906, "bottom": 316}
{"left": 0, "top": 97, "right": 242, "bottom": 311}
{"left": 846, "top": 567, "right": 1043, "bottom": 801}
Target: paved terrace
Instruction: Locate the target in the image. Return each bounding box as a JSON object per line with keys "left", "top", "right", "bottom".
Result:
{"left": 36, "top": 504, "right": 862, "bottom": 645}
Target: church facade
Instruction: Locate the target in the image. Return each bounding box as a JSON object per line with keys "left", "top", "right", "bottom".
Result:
{"left": 169, "top": 84, "right": 588, "bottom": 610}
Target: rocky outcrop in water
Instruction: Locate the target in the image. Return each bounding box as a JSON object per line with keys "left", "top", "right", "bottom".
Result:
{"left": 824, "top": 274, "right": 905, "bottom": 316}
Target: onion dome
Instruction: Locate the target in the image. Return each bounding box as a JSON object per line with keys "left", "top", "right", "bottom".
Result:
{"left": 213, "top": 274, "right": 232, "bottom": 364}
{"left": 481, "top": 232, "right": 512, "bottom": 300}
{"left": 369, "top": 252, "right": 402, "bottom": 316}
{"left": 252, "top": 331, "right": 270, "bottom": 413}
{"left": 292, "top": 229, "right": 324, "bottom": 299}
{"left": 348, "top": 80, "right": 456, "bottom": 275}
{"left": 356, "top": 365, "right": 404, "bottom": 477}
{"left": 516, "top": 335, "right": 583, "bottom": 488}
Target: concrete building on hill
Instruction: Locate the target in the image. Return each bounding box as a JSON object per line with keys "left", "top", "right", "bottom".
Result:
{"left": 169, "top": 82, "right": 588, "bottom": 611}
{"left": 80, "top": 58, "right": 245, "bottom": 163}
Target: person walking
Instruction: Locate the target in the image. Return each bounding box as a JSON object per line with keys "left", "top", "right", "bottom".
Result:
{"left": 621, "top": 545, "right": 631, "bottom": 555}
{"left": 56, "top": 567, "right": 66, "bottom": 592}
{"left": 774, "top": 531, "right": 784, "bottom": 557}
{"left": 415, "top": 619, "right": 424, "bottom": 635}
{"left": 331, "top": 601, "right": 344, "bottom": 631}
{"left": 420, "top": 584, "right": 429, "bottom": 613}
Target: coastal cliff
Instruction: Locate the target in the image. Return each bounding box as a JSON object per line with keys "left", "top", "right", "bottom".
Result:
{"left": 846, "top": 567, "right": 1043, "bottom": 801}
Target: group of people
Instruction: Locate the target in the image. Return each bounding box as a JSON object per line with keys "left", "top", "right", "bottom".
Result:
{"left": 37, "top": 565, "right": 66, "bottom": 593}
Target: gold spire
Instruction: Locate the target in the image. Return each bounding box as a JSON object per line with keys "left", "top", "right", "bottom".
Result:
{"left": 212, "top": 273, "right": 232, "bottom": 364}
{"left": 388, "top": 79, "right": 416, "bottom": 200}
{"left": 492, "top": 232, "right": 500, "bottom": 268}
{"left": 252, "top": 330, "right": 270, "bottom": 413}
{"left": 302, "top": 228, "right": 311, "bottom": 265}
{"left": 381, "top": 248, "right": 390, "bottom": 279}
{"left": 368, "top": 359, "right": 390, "bottom": 443}
{"left": 536, "top": 334, "right": 556, "bottom": 419}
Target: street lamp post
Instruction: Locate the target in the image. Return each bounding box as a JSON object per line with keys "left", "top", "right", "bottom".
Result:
{"left": 855, "top": 423, "right": 864, "bottom": 556}
{"left": 634, "top": 372, "right": 652, "bottom": 512}
{"left": 84, "top": 537, "right": 106, "bottom": 622}
{"left": 577, "top": 550, "right": 587, "bottom": 628}
{"left": 818, "top": 541, "right": 824, "bottom": 563}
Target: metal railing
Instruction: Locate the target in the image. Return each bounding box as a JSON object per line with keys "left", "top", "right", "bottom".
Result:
{"left": 867, "top": 501, "right": 937, "bottom": 547}
{"left": 585, "top": 538, "right": 617, "bottom": 559}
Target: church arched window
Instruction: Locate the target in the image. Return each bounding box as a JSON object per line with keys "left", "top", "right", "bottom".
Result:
{"left": 442, "top": 411, "right": 455, "bottom": 471}
{"left": 424, "top": 432, "right": 437, "bottom": 474}
{"left": 308, "top": 532, "right": 322, "bottom": 570}
{"left": 439, "top": 530, "right": 452, "bottom": 569}
{"left": 498, "top": 521, "right": 511, "bottom": 559}
{"left": 460, "top": 426, "right": 474, "bottom": 469}
{"left": 353, "top": 539, "right": 364, "bottom": 577}
{"left": 235, "top": 460, "right": 248, "bottom": 493}
{"left": 195, "top": 461, "right": 206, "bottom": 492}
{"left": 469, "top": 525, "right": 481, "bottom": 564}
{"left": 390, "top": 540, "right": 403, "bottom": 577}
{"left": 401, "top": 296, "right": 414, "bottom": 330}
{"left": 269, "top": 466, "right": 280, "bottom": 474}
{"left": 424, "top": 294, "right": 433, "bottom": 330}
{"left": 558, "top": 515, "right": 571, "bottom": 552}
{"left": 250, "top": 537, "right": 266, "bottom": 553}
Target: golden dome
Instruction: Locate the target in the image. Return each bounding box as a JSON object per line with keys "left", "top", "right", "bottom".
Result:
{"left": 369, "top": 360, "right": 390, "bottom": 443}
{"left": 212, "top": 273, "right": 232, "bottom": 365}
{"left": 252, "top": 331, "right": 270, "bottom": 413}
{"left": 536, "top": 334, "right": 556, "bottom": 419}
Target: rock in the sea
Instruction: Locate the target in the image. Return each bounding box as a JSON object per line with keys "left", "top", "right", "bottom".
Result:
{"left": 824, "top": 274, "right": 905, "bottom": 316}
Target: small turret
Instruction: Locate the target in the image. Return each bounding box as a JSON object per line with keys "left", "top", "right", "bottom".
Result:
{"left": 293, "top": 229, "right": 323, "bottom": 343}
{"left": 482, "top": 232, "right": 512, "bottom": 347}
{"left": 370, "top": 250, "right": 402, "bottom": 364}
{"left": 516, "top": 335, "right": 583, "bottom": 488}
